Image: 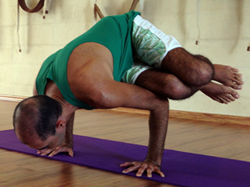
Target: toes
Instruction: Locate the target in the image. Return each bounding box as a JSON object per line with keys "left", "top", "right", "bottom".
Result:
{"left": 220, "top": 95, "right": 231, "bottom": 104}
{"left": 212, "top": 91, "right": 239, "bottom": 104}
{"left": 224, "top": 94, "right": 235, "bottom": 103}
{"left": 231, "top": 82, "right": 242, "bottom": 90}
{"left": 231, "top": 74, "right": 243, "bottom": 89}
{"left": 232, "top": 72, "right": 244, "bottom": 88}
{"left": 211, "top": 96, "right": 223, "bottom": 103}
{"left": 221, "top": 96, "right": 234, "bottom": 104}
{"left": 232, "top": 68, "right": 239, "bottom": 73}
{"left": 225, "top": 67, "right": 244, "bottom": 90}
{"left": 223, "top": 92, "right": 239, "bottom": 103}
{"left": 231, "top": 91, "right": 240, "bottom": 99}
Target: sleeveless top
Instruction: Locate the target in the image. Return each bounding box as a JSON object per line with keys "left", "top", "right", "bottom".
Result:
{"left": 36, "top": 11, "right": 140, "bottom": 109}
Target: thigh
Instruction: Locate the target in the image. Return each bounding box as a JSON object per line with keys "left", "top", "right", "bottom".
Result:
{"left": 161, "top": 48, "right": 214, "bottom": 86}
{"left": 132, "top": 15, "right": 182, "bottom": 68}
{"left": 161, "top": 47, "right": 198, "bottom": 73}
{"left": 135, "top": 69, "right": 194, "bottom": 100}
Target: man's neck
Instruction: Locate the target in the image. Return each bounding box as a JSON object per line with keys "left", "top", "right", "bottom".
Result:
{"left": 52, "top": 95, "right": 78, "bottom": 122}
{"left": 45, "top": 79, "right": 79, "bottom": 122}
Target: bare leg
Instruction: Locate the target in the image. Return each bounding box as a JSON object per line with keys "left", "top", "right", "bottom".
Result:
{"left": 135, "top": 69, "right": 198, "bottom": 100}
{"left": 136, "top": 47, "right": 213, "bottom": 100}
{"left": 135, "top": 69, "right": 241, "bottom": 104}
{"left": 135, "top": 48, "right": 243, "bottom": 104}
{"left": 161, "top": 48, "right": 214, "bottom": 87}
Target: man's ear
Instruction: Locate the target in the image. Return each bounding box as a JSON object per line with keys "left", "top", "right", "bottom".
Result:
{"left": 55, "top": 120, "right": 66, "bottom": 132}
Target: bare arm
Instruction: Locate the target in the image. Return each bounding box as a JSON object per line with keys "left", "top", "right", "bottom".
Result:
{"left": 147, "top": 105, "right": 169, "bottom": 166}
{"left": 87, "top": 79, "right": 169, "bottom": 177}
{"left": 63, "top": 112, "right": 75, "bottom": 150}
{"left": 68, "top": 48, "right": 169, "bottom": 176}
{"left": 47, "top": 112, "right": 75, "bottom": 157}
{"left": 120, "top": 91, "right": 169, "bottom": 177}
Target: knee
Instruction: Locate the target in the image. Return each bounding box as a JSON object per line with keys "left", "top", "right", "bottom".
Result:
{"left": 161, "top": 76, "right": 192, "bottom": 100}
{"left": 195, "top": 63, "right": 214, "bottom": 86}
{"left": 169, "top": 84, "right": 190, "bottom": 100}
{"left": 186, "top": 57, "right": 214, "bottom": 87}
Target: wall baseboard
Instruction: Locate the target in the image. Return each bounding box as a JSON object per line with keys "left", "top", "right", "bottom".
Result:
{"left": 1, "top": 95, "right": 249, "bottom": 126}
{"left": 0, "top": 95, "right": 25, "bottom": 102}
{"left": 110, "top": 108, "right": 250, "bottom": 126}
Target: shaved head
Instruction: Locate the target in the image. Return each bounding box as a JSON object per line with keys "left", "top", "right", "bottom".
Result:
{"left": 13, "top": 95, "right": 62, "bottom": 142}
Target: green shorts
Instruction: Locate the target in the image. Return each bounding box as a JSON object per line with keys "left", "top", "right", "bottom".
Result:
{"left": 122, "top": 15, "right": 182, "bottom": 84}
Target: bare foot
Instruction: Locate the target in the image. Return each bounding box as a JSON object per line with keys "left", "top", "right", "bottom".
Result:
{"left": 201, "top": 82, "right": 240, "bottom": 104}
{"left": 213, "top": 64, "right": 244, "bottom": 90}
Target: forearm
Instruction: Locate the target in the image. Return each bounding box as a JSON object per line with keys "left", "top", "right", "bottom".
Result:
{"left": 64, "top": 112, "right": 75, "bottom": 147}
{"left": 146, "top": 102, "right": 169, "bottom": 166}
{"left": 98, "top": 81, "right": 169, "bottom": 164}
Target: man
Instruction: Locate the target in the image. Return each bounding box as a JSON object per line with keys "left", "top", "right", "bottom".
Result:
{"left": 13, "top": 11, "right": 243, "bottom": 178}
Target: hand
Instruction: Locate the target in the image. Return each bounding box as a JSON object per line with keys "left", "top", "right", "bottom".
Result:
{"left": 37, "top": 143, "right": 74, "bottom": 157}
{"left": 120, "top": 160, "right": 165, "bottom": 178}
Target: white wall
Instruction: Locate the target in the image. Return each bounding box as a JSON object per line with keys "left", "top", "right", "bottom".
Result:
{"left": 0, "top": 0, "right": 249, "bottom": 117}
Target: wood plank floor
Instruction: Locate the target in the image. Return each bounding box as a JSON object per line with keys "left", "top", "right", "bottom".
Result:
{"left": 0, "top": 100, "right": 250, "bottom": 187}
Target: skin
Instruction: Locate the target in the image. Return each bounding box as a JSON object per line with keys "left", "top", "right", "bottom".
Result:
{"left": 16, "top": 42, "right": 243, "bottom": 178}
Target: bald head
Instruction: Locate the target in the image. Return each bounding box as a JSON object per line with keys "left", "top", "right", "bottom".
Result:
{"left": 13, "top": 95, "right": 62, "bottom": 142}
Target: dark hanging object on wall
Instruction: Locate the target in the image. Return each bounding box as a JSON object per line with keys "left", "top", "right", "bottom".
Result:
{"left": 18, "top": 0, "right": 45, "bottom": 13}
{"left": 17, "top": 0, "right": 49, "bottom": 52}
{"left": 94, "top": 3, "right": 105, "bottom": 20}
{"left": 129, "top": 0, "right": 139, "bottom": 11}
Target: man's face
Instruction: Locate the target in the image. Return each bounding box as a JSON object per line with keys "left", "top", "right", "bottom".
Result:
{"left": 16, "top": 128, "right": 65, "bottom": 153}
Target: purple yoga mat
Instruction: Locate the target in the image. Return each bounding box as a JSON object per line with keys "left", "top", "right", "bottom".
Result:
{"left": 0, "top": 129, "right": 249, "bottom": 187}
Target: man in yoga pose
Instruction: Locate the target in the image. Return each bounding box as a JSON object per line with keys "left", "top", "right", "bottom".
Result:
{"left": 13, "top": 11, "right": 243, "bottom": 178}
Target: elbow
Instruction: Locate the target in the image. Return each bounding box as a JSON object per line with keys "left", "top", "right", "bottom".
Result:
{"left": 87, "top": 91, "right": 117, "bottom": 109}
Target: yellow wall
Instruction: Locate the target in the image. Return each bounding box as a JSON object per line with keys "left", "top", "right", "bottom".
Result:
{"left": 0, "top": 0, "right": 249, "bottom": 117}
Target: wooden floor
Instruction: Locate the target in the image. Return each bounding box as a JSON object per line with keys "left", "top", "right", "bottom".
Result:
{"left": 0, "top": 100, "right": 250, "bottom": 187}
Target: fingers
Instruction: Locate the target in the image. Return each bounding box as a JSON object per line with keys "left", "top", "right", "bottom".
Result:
{"left": 154, "top": 168, "right": 165, "bottom": 177}
{"left": 68, "top": 149, "right": 74, "bottom": 157}
{"left": 37, "top": 148, "right": 52, "bottom": 156}
{"left": 121, "top": 162, "right": 141, "bottom": 174}
{"left": 49, "top": 146, "right": 74, "bottom": 157}
{"left": 121, "top": 161, "right": 165, "bottom": 178}
{"left": 37, "top": 146, "right": 74, "bottom": 157}
{"left": 146, "top": 167, "right": 165, "bottom": 178}
{"left": 147, "top": 168, "right": 153, "bottom": 178}
{"left": 48, "top": 146, "right": 61, "bottom": 157}
{"left": 136, "top": 163, "right": 148, "bottom": 177}
{"left": 120, "top": 161, "right": 135, "bottom": 167}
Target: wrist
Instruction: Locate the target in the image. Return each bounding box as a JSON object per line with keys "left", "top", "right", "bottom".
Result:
{"left": 145, "top": 157, "right": 161, "bottom": 167}
{"left": 63, "top": 142, "right": 73, "bottom": 148}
